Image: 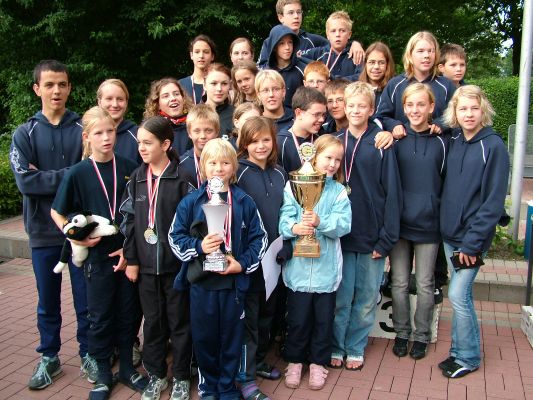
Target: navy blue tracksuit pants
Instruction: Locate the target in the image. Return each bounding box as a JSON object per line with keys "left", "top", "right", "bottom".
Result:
{"left": 32, "top": 245, "right": 89, "bottom": 358}
{"left": 190, "top": 285, "right": 244, "bottom": 400}
{"left": 84, "top": 258, "right": 140, "bottom": 362}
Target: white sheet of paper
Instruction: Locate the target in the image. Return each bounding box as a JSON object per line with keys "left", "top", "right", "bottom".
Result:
{"left": 262, "top": 236, "right": 283, "bottom": 301}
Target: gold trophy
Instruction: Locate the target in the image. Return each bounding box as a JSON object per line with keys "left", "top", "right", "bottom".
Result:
{"left": 289, "top": 142, "right": 326, "bottom": 258}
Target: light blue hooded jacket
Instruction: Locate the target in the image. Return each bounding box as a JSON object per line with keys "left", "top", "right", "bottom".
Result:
{"left": 279, "top": 177, "right": 351, "bottom": 293}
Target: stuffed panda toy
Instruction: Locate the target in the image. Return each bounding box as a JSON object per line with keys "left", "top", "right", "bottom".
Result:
{"left": 53, "top": 212, "right": 118, "bottom": 273}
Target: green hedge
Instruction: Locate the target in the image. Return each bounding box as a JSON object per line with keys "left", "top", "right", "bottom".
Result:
{"left": 0, "top": 77, "right": 531, "bottom": 218}
{"left": 0, "top": 135, "right": 22, "bottom": 217}
{"left": 469, "top": 77, "right": 533, "bottom": 143}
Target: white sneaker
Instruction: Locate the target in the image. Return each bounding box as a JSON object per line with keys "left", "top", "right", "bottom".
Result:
{"left": 141, "top": 375, "right": 168, "bottom": 400}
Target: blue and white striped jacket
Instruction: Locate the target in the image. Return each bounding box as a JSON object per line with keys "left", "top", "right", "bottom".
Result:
{"left": 169, "top": 181, "right": 267, "bottom": 292}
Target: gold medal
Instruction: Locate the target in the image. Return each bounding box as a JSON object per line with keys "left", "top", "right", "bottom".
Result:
{"left": 345, "top": 184, "right": 351, "bottom": 195}
{"left": 144, "top": 228, "right": 157, "bottom": 244}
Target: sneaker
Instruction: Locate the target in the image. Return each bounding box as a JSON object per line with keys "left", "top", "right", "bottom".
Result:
{"left": 308, "top": 363, "right": 328, "bottom": 390}
{"left": 240, "top": 382, "right": 269, "bottom": 400}
{"left": 141, "top": 375, "right": 168, "bottom": 400}
{"left": 434, "top": 288, "right": 444, "bottom": 304}
{"left": 89, "top": 383, "right": 112, "bottom": 400}
{"left": 392, "top": 337, "right": 408, "bottom": 357}
{"left": 441, "top": 361, "right": 477, "bottom": 378}
{"left": 170, "top": 378, "right": 190, "bottom": 400}
{"left": 284, "top": 363, "right": 302, "bottom": 389}
{"left": 28, "top": 356, "right": 62, "bottom": 390}
{"left": 438, "top": 356, "right": 456, "bottom": 370}
{"left": 256, "top": 361, "right": 281, "bottom": 380}
{"left": 409, "top": 341, "right": 427, "bottom": 360}
{"left": 133, "top": 342, "right": 142, "bottom": 368}
{"left": 118, "top": 371, "right": 150, "bottom": 393}
{"left": 81, "top": 354, "right": 99, "bottom": 384}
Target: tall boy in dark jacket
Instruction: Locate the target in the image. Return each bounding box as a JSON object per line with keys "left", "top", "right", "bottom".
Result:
{"left": 9, "top": 60, "right": 95, "bottom": 390}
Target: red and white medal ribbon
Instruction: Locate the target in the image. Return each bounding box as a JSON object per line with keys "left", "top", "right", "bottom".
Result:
{"left": 90, "top": 156, "right": 117, "bottom": 222}
{"left": 223, "top": 188, "right": 232, "bottom": 253}
{"left": 325, "top": 48, "right": 342, "bottom": 73}
{"left": 344, "top": 129, "right": 366, "bottom": 186}
{"left": 191, "top": 76, "right": 205, "bottom": 105}
{"left": 193, "top": 153, "right": 202, "bottom": 188}
{"left": 146, "top": 161, "right": 171, "bottom": 229}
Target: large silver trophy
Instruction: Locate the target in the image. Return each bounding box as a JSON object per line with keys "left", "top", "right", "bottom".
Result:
{"left": 289, "top": 143, "right": 326, "bottom": 258}
{"left": 202, "top": 177, "right": 229, "bottom": 271}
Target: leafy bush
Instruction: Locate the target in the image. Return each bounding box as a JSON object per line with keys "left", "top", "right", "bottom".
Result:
{"left": 0, "top": 134, "right": 22, "bottom": 217}
{"left": 469, "top": 77, "right": 533, "bottom": 143}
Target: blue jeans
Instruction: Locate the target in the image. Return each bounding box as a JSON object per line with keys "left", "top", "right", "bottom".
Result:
{"left": 443, "top": 242, "right": 481, "bottom": 370}
{"left": 332, "top": 251, "right": 384, "bottom": 358}
{"left": 32, "top": 246, "right": 89, "bottom": 358}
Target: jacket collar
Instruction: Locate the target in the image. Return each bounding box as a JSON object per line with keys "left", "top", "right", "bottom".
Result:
{"left": 135, "top": 159, "right": 180, "bottom": 182}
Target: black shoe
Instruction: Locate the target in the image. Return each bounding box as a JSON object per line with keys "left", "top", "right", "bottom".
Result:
{"left": 442, "top": 361, "right": 477, "bottom": 378}
{"left": 434, "top": 288, "right": 444, "bottom": 304}
{"left": 438, "top": 356, "right": 456, "bottom": 370}
{"left": 89, "top": 383, "right": 112, "bottom": 400}
{"left": 116, "top": 372, "right": 149, "bottom": 393}
{"left": 256, "top": 362, "right": 281, "bottom": 380}
{"left": 409, "top": 341, "right": 427, "bottom": 360}
{"left": 392, "top": 337, "right": 408, "bottom": 357}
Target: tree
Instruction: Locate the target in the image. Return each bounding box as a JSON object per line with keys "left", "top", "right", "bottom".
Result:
{"left": 476, "top": 0, "right": 524, "bottom": 76}
{"left": 303, "top": 0, "right": 503, "bottom": 77}
{"left": 0, "top": 0, "right": 277, "bottom": 132}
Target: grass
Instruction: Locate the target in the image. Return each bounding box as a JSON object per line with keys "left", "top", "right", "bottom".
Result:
{"left": 487, "top": 238, "right": 525, "bottom": 261}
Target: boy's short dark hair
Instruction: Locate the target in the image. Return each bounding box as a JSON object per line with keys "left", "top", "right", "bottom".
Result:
{"left": 324, "top": 78, "right": 350, "bottom": 97}
{"left": 33, "top": 60, "right": 69, "bottom": 84}
{"left": 439, "top": 43, "right": 467, "bottom": 65}
{"left": 291, "top": 86, "right": 327, "bottom": 111}
{"left": 188, "top": 34, "right": 217, "bottom": 59}
{"left": 276, "top": 0, "right": 301, "bottom": 15}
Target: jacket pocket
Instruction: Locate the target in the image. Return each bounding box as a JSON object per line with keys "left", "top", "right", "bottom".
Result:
{"left": 401, "top": 191, "right": 439, "bottom": 232}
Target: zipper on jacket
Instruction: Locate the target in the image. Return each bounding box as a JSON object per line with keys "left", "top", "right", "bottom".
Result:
{"left": 156, "top": 225, "right": 161, "bottom": 275}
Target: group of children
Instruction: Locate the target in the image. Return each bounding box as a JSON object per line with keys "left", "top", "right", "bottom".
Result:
{"left": 9, "top": 1, "right": 510, "bottom": 400}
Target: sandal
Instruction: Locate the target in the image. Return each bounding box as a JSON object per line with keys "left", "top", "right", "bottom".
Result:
{"left": 345, "top": 356, "right": 364, "bottom": 371}
{"left": 328, "top": 356, "right": 344, "bottom": 369}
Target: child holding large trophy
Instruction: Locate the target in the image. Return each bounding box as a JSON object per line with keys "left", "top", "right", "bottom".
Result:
{"left": 278, "top": 135, "right": 351, "bottom": 391}
{"left": 168, "top": 139, "right": 267, "bottom": 400}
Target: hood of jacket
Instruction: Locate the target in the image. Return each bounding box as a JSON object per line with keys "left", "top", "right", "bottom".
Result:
{"left": 29, "top": 109, "right": 80, "bottom": 127}
{"left": 266, "top": 25, "right": 301, "bottom": 70}
{"left": 117, "top": 119, "right": 137, "bottom": 136}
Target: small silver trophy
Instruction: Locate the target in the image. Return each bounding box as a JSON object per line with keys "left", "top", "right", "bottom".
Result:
{"left": 202, "top": 177, "right": 229, "bottom": 272}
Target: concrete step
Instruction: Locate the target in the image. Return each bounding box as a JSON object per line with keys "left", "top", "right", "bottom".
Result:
{"left": 0, "top": 216, "right": 30, "bottom": 259}
{"left": 0, "top": 216, "right": 531, "bottom": 304}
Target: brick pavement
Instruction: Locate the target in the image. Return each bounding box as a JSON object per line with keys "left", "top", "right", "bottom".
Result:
{"left": 1, "top": 258, "right": 532, "bottom": 400}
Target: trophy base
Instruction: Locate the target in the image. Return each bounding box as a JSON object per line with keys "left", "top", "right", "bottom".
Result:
{"left": 203, "top": 252, "right": 228, "bottom": 272}
{"left": 293, "top": 237, "right": 321, "bottom": 258}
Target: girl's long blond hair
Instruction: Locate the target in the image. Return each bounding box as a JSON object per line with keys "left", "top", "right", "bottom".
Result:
{"left": 81, "top": 106, "right": 116, "bottom": 159}
{"left": 443, "top": 85, "right": 495, "bottom": 129}
{"left": 403, "top": 31, "right": 440, "bottom": 80}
